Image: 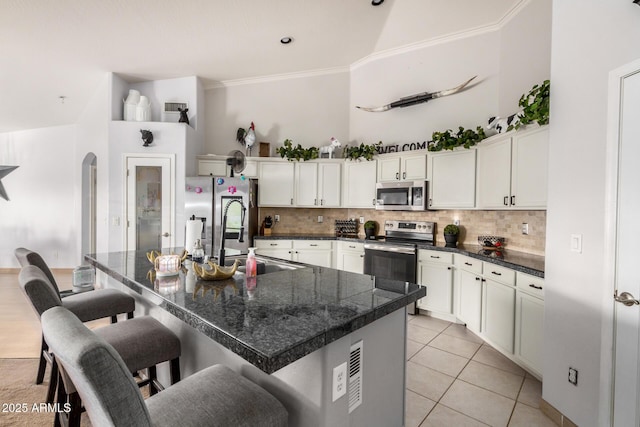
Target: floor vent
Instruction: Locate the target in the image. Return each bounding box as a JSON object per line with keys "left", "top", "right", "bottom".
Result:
{"left": 348, "top": 340, "right": 363, "bottom": 413}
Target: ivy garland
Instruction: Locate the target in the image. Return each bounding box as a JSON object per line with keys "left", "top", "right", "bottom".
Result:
{"left": 275, "top": 139, "right": 319, "bottom": 161}
{"left": 343, "top": 142, "right": 382, "bottom": 161}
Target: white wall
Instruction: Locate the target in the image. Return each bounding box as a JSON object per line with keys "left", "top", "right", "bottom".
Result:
{"left": 204, "top": 71, "right": 350, "bottom": 155}
{"left": 545, "top": 1, "right": 640, "bottom": 426}
{"left": 0, "top": 125, "right": 79, "bottom": 268}
{"left": 498, "top": 0, "right": 552, "bottom": 117}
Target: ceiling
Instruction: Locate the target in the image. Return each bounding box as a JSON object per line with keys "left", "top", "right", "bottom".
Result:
{"left": 0, "top": 0, "right": 522, "bottom": 134}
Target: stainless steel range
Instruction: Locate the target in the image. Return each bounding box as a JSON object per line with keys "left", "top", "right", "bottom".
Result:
{"left": 363, "top": 220, "right": 435, "bottom": 314}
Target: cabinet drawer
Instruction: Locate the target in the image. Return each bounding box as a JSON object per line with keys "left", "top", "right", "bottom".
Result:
{"left": 337, "top": 241, "right": 364, "bottom": 253}
{"left": 255, "top": 240, "right": 293, "bottom": 249}
{"left": 516, "top": 272, "right": 544, "bottom": 299}
{"left": 293, "top": 240, "right": 333, "bottom": 250}
{"left": 483, "top": 263, "right": 516, "bottom": 286}
{"left": 418, "top": 250, "right": 453, "bottom": 265}
{"left": 456, "top": 255, "right": 482, "bottom": 274}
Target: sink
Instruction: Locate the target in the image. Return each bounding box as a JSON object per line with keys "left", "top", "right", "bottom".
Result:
{"left": 221, "top": 254, "right": 302, "bottom": 276}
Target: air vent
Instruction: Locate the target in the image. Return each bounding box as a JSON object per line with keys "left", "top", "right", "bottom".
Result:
{"left": 162, "top": 101, "right": 188, "bottom": 122}
{"left": 348, "top": 340, "right": 363, "bottom": 413}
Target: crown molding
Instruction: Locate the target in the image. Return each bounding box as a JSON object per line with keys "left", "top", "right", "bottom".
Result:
{"left": 209, "top": 66, "right": 350, "bottom": 89}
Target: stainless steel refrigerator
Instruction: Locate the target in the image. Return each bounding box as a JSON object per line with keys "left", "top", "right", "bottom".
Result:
{"left": 184, "top": 176, "right": 258, "bottom": 258}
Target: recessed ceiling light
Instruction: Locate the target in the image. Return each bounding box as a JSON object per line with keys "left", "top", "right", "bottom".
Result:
{"left": 371, "top": 0, "right": 384, "bottom": 6}
{"left": 280, "top": 37, "right": 293, "bottom": 44}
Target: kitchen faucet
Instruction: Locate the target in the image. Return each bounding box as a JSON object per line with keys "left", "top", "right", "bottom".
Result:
{"left": 218, "top": 199, "right": 246, "bottom": 267}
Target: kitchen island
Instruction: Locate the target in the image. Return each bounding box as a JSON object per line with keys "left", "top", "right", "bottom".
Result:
{"left": 85, "top": 249, "right": 425, "bottom": 427}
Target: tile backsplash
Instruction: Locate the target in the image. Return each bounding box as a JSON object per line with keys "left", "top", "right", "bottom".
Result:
{"left": 257, "top": 208, "right": 546, "bottom": 256}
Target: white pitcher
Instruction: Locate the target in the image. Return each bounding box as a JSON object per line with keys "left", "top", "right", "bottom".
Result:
{"left": 136, "top": 96, "right": 151, "bottom": 122}
{"left": 123, "top": 89, "right": 140, "bottom": 121}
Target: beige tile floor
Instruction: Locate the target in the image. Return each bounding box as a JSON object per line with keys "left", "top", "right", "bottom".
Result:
{"left": 405, "top": 314, "right": 555, "bottom": 427}
{"left": 2, "top": 271, "right": 553, "bottom": 426}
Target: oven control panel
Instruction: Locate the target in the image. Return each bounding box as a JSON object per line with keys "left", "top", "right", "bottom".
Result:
{"left": 384, "top": 220, "right": 434, "bottom": 234}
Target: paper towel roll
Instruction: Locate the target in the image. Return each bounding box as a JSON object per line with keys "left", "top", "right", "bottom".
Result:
{"left": 185, "top": 219, "right": 203, "bottom": 253}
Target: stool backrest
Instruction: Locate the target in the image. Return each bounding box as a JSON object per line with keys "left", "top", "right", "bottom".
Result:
{"left": 18, "top": 265, "right": 62, "bottom": 318}
{"left": 15, "top": 248, "right": 61, "bottom": 296}
{"left": 41, "top": 306, "right": 152, "bottom": 427}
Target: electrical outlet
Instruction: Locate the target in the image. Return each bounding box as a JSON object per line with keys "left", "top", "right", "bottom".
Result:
{"left": 274, "top": 214, "right": 280, "bottom": 222}
{"left": 568, "top": 367, "right": 578, "bottom": 386}
{"left": 359, "top": 217, "right": 365, "bottom": 224}
{"left": 318, "top": 215, "right": 323, "bottom": 223}
{"left": 522, "top": 223, "right": 529, "bottom": 235}
{"left": 332, "top": 362, "right": 347, "bottom": 402}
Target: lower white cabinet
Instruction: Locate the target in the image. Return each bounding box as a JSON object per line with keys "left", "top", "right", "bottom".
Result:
{"left": 254, "top": 240, "right": 293, "bottom": 260}
{"left": 254, "top": 239, "right": 333, "bottom": 268}
{"left": 515, "top": 272, "right": 544, "bottom": 376}
{"left": 482, "top": 278, "right": 516, "bottom": 353}
{"left": 456, "top": 255, "right": 483, "bottom": 333}
{"left": 335, "top": 241, "right": 364, "bottom": 274}
{"left": 417, "top": 250, "right": 454, "bottom": 314}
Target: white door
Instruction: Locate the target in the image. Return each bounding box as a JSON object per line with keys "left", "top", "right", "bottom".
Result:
{"left": 126, "top": 155, "right": 174, "bottom": 251}
{"left": 612, "top": 66, "right": 640, "bottom": 426}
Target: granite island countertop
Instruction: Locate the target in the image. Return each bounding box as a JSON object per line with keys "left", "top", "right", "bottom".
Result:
{"left": 85, "top": 250, "right": 425, "bottom": 374}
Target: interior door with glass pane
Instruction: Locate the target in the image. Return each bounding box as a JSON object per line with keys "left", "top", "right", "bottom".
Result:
{"left": 126, "top": 155, "right": 174, "bottom": 251}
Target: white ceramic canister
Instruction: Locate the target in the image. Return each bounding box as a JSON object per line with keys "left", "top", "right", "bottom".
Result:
{"left": 136, "top": 96, "right": 151, "bottom": 122}
{"left": 123, "top": 89, "right": 140, "bottom": 121}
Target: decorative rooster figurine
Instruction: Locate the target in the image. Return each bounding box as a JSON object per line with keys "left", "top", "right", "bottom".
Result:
{"left": 236, "top": 122, "right": 256, "bottom": 156}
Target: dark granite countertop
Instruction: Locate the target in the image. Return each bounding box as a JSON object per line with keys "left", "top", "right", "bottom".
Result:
{"left": 85, "top": 250, "right": 425, "bottom": 374}
{"left": 254, "top": 236, "right": 545, "bottom": 277}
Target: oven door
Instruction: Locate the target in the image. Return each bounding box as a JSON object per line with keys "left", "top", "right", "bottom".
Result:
{"left": 363, "top": 243, "right": 417, "bottom": 283}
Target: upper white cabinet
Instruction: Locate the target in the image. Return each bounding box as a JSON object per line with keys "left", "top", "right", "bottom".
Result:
{"left": 295, "top": 161, "right": 341, "bottom": 208}
{"left": 258, "top": 161, "right": 295, "bottom": 206}
{"left": 377, "top": 153, "right": 426, "bottom": 182}
{"left": 197, "top": 156, "right": 258, "bottom": 178}
{"left": 342, "top": 160, "right": 377, "bottom": 208}
{"left": 428, "top": 149, "right": 476, "bottom": 209}
{"left": 476, "top": 126, "right": 549, "bottom": 209}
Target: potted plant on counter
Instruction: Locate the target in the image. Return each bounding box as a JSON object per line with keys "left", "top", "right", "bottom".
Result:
{"left": 443, "top": 224, "right": 459, "bottom": 247}
{"left": 364, "top": 220, "right": 378, "bottom": 240}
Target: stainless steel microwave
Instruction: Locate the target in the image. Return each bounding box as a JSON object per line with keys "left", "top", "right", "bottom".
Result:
{"left": 375, "top": 180, "right": 427, "bottom": 211}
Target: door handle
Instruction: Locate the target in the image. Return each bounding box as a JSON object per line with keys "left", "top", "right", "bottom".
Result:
{"left": 402, "top": 172, "right": 406, "bottom": 179}
{"left": 503, "top": 196, "right": 508, "bottom": 206}
{"left": 511, "top": 195, "right": 515, "bottom": 205}
{"left": 162, "top": 232, "right": 170, "bottom": 237}
{"left": 614, "top": 290, "right": 640, "bottom": 306}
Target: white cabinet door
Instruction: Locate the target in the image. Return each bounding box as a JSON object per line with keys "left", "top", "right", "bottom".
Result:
{"left": 295, "top": 249, "right": 333, "bottom": 268}
{"left": 458, "top": 270, "right": 483, "bottom": 333}
{"left": 198, "top": 160, "right": 228, "bottom": 176}
{"left": 378, "top": 157, "right": 401, "bottom": 182}
{"left": 340, "top": 252, "right": 364, "bottom": 273}
{"left": 476, "top": 135, "right": 512, "bottom": 209}
{"left": 515, "top": 290, "right": 544, "bottom": 376}
{"left": 482, "top": 278, "right": 516, "bottom": 353}
{"left": 258, "top": 162, "right": 295, "bottom": 206}
{"left": 511, "top": 126, "right": 549, "bottom": 209}
{"left": 417, "top": 262, "right": 453, "bottom": 314}
{"left": 429, "top": 150, "right": 476, "bottom": 209}
{"left": 402, "top": 154, "right": 427, "bottom": 181}
{"left": 318, "top": 162, "right": 341, "bottom": 207}
{"left": 295, "top": 162, "right": 318, "bottom": 207}
{"left": 255, "top": 240, "right": 293, "bottom": 260}
{"left": 343, "top": 160, "right": 377, "bottom": 208}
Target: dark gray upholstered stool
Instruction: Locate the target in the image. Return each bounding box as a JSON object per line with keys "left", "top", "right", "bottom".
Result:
{"left": 18, "top": 266, "right": 181, "bottom": 417}
{"left": 42, "top": 306, "right": 289, "bottom": 427}
{"left": 14, "top": 248, "right": 135, "bottom": 389}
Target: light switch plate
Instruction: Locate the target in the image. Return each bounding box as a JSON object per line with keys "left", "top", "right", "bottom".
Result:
{"left": 332, "top": 362, "right": 347, "bottom": 402}
{"left": 570, "top": 234, "right": 582, "bottom": 253}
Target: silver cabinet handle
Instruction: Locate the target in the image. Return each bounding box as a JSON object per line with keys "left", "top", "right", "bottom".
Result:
{"left": 529, "top": 284, "right": 543, "bottom": 290}
{"left": 372, "top": 198, "right": 376, "bottom": 206}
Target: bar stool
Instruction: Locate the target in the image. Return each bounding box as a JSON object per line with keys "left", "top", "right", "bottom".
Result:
{"left": 18, "top": 266, "right": 180, "bottom": 426}
{"left": 42, "top": 306, "right": 289, "bottom": 427}
{"left": 14, "top": 248, "right": 136, "bottom": 390}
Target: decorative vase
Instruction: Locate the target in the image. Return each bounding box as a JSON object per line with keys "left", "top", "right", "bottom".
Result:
{"left": 123, "top": 89, "right": 140, "bottom": 121}
{"left": 444, "top": 233, "right": 458, "bottom": 247}
{"left": 365, "top": 228, "right": 375, "bottom": 240}
{"left": 136, "top": 96, "right": 151, "bottom": 122}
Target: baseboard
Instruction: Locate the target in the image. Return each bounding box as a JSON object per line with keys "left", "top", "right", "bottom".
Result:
{"left": 540, "top": 399, "right": 578, "bottom": 427}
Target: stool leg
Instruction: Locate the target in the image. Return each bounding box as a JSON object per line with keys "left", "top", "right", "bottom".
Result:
{"left": 36, "top": 337, "right": 47, "bottom": 384}
{"left": 148, "top": 366, "right": 158, "bottom": 395}
{"left": 46, "top": 358, "right": 58, "bottom": 404}
{"left": 170, "top": 358, "right": 181, "bottom": 384}
{"left": 110, "top": 315, "right": 118, "bottom": 323}
{"left": 68, "top": 392, "right": 82, "bottom": 427}
{"left": 127, "top": 311, "right": 134, "bottom": 319}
